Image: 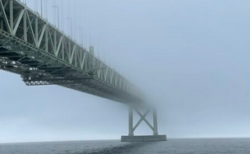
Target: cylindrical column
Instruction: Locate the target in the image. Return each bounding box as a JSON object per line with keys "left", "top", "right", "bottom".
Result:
{"left": 129, "top": 107, "right": 134, "bottom": 136}
{"left": 153, "top": 109, "right": 158, "bottom": 136}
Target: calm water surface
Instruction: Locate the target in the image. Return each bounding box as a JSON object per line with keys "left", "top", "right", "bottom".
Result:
{"left": 0, "top": 139, "right": 250, "bottom": 154}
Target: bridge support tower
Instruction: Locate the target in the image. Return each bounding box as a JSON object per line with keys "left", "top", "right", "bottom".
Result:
{"left": 121, "top": 107, "right": 167, "bottom": 142}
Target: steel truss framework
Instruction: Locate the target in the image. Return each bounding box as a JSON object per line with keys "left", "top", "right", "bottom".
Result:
{"left": 0, "top": 0, "right": 143, "bottom": 103}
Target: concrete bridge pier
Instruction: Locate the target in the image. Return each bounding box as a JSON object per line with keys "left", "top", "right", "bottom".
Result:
{"left": 121, "top": 107, "right": 167, "bottom": 142}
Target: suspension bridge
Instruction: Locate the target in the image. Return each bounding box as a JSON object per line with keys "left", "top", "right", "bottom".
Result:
{"left": 0, "top": 0, "right": 166, "bottom": 142}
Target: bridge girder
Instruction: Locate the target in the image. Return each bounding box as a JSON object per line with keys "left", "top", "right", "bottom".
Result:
{"left": 0, "top": 0, "right": 143, "bottom": 104}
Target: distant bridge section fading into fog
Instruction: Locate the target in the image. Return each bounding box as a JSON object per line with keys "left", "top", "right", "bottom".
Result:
{"left": 0, "top": 0, "right": 166, "bottom": 142}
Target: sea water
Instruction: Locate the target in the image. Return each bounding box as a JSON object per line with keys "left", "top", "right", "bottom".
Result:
{"left": 1, "top": 138, "right": 250, "bottom": 154}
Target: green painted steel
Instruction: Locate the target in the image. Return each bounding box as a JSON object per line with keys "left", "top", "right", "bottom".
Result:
{"left": 0, "top": 0, "right": 143, "bottom": 104}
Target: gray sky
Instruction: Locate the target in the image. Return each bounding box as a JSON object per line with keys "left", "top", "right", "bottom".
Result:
{"left": 1, "top": 0, "right": 250, "bottom": 143}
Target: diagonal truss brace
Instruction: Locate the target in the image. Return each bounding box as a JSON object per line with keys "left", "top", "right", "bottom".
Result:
{"left": 0, "top": 0, "right": 11, "bottom": 33}
{"left": 133, "top": 109, "right": 152, "bottom": 132}
{"left": 128, "top": 107, "right": 159, "bottom": 136}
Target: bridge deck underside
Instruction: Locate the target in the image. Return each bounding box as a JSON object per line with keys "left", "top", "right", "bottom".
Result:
{"left": 0, "top": 30, "right": 140, "bottom": 104}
